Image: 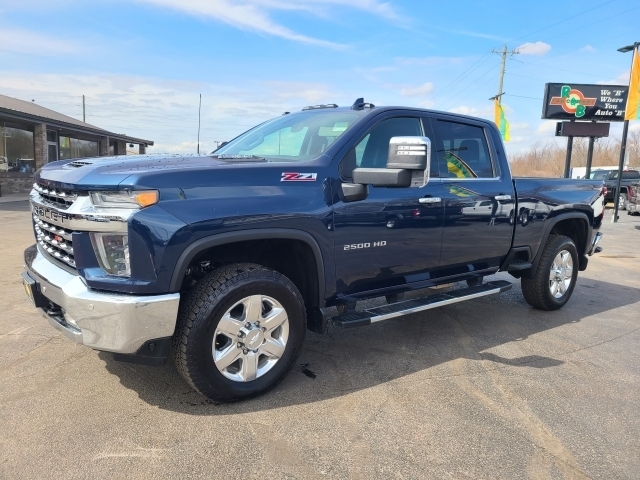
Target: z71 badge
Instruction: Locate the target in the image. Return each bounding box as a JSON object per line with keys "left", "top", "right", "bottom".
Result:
{"left": 281, "top": 172, "right": 317, "bottom": 182}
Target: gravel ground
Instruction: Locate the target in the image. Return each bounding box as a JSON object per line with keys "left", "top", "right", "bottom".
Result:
{"left": 1, "top": 201, "right": 639, "bottom": 479}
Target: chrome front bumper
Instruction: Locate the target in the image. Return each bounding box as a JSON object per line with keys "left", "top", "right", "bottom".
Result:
{"left": 23, "top": 245, "right": 180, "bottom": 354}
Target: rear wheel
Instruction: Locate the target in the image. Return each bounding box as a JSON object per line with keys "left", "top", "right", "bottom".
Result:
{"left": 466, "top": 276, "right": 484, "bottom": 287}
{"left": 619, "top": 193, "right": 627, "bottom": 210}
{"left": 521, "top": 235, "right": 578, "bottom": 311}
{"left": 172, "top": 263, "right": 306, "bottom": 402}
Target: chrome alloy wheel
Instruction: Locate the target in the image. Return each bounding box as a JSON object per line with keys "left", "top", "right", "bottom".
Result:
{"left": 619, "top": 194, "right": 626, "bottom": 210}
{"left": 549, "top": 250, "right": 573, "bottom": 299}
{"left": 213, "top": 295, "right": 289, "bottom": 382}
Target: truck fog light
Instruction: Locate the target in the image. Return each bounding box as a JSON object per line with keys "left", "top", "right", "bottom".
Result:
{"left": 90, "top": 233, "right": 130, "bottom": 277}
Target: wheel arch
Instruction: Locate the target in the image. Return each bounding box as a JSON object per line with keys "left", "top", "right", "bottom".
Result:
{"left": 170, "top": 229, "right": 326, "bottom": 312}
{"left": 522, "top": 212, "right": 591, "bottom": 278}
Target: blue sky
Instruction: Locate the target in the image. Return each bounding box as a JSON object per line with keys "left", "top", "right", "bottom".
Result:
{"left": 1, "top": 0, "right": 639, "bottom": 154}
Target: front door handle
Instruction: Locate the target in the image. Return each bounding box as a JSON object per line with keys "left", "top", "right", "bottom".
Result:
{"left": 494, "top": 194, "right": 512, "bottom": 201}
{"left": 419, "top": 197, "right": 442, "bottom": 204}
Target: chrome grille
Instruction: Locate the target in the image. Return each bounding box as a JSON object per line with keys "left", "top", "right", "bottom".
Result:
{"left": 33, "top": 183, "right": 83, "bottom": 210}
{"left": 34, "top": 216, "right": 76, "bottom": 268}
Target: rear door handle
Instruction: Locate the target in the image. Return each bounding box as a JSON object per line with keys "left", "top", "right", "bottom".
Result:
{"left": 419, "top": 197, "right": 442, "bottom": 204}
{"left": 494, "top": 194, "right": 512, "bottom": 201}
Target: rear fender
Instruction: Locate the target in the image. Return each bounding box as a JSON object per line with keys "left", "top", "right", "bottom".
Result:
{"left": 521, "top": 212, "right": 591, "bottom": 279}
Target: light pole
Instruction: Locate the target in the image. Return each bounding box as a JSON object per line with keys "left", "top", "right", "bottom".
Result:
{"left": 612, "top": 41, "right": 639, "bottom": 223}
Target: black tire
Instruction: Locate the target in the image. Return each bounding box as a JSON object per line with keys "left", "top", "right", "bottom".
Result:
{"left": 385, "top": 292, "right": 404, "bottom": 304}
{"left": 521, "top": 235, "right": 578, "bottom": 311}
{"left": 619, "top": 193, "right": 627, "bottom": 211}
{"left": 172, "top": 263, "right": 306, "bottom": 402}
{"left": 466, "top": 276, "right": 484, "bottom": 287}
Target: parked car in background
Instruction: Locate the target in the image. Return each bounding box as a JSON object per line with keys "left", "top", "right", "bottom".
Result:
{"left": 627, "top": 182, "right": 640, "bottom": 215}
{"left": 602, "top": 169, "right": 640, "bottom": 210}
{"left": 0, "top": 156, "right": 8, "bottom": 172}
{"left": 571, "top": 166, "right": 618, "bottom": 179}
{"left": 590, "top": 168, "right": 618, "bottom": 181}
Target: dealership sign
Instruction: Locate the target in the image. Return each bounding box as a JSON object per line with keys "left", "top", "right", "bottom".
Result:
{"left": 542, "top": 83, "right": 629, "bottom": 121}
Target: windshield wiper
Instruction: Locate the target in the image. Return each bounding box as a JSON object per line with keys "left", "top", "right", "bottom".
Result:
{"left": 212, "top": 154, "right": 267, "bottom": 162}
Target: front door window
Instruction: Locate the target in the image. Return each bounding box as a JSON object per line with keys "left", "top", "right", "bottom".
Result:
{"left": 333, "top": 116, "right": 446, "bottom": 295}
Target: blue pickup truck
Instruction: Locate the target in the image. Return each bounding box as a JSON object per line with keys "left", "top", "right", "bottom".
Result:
{"left": 22, "top": 99, "right": 605, "bottom": 402}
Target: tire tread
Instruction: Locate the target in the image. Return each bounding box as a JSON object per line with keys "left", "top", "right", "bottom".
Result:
{"left": 171, "top": 263, "right": 306, "bottom": 402}
{"left": 521, "top": 234, "right": 577, "bottom": 311}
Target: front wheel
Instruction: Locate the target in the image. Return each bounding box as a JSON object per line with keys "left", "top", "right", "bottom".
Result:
{"left": 172, "top": 263, "right": 306, "bottom": 402}
{"left": 521, "top": 235, "right": 578, "bottom": 310}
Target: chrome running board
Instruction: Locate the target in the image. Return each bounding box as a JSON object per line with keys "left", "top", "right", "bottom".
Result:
{"left": 333, "top": 280, "right": 512, "bottom": 328}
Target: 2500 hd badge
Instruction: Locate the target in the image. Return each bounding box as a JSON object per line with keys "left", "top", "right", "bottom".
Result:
{"left": 344, "top": 241, "right": 387, "bottom": 250}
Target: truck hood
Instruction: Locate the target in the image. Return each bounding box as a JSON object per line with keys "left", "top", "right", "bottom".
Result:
{"left": 35, "top": 154, "right": 294, "bottom": 190}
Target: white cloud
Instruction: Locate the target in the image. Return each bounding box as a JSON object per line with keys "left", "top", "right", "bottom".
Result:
{"left": 598, "top": 70, "right": 630, "bottom": 85}
{"left": 151, "top": 141, "right": 208, "bottom": 153}
{"left": 454, "top": 30, "right": 508, "bottom": 42}
{"left": 448, "top": 105, "right": 493, "bottom": 117}
{"left": 400, "top": 82, "right": 434, "bottom": 97}
{"left": 510, "top": 122, "right": 530, "bottom": 131}
{"left": 0, "top": 72, "right": 347, "bottom": 153}
{"left": 135, "top": 0, "right": 405, "bottom": 48}
{"left": 516, "top": 41, "right": 551, "bottom": 56}
{"left": 535, "top": 120, "right": 557, "bottom": 136}
{"left": 581, "top": 44, "right": 595, "bottom": 52}
{"left": 0, "top": 28, "right": 80, "bottom": 55}
{"left": 417, "top": 100, "right": 434, "bottom": 108}
{"left": 136, "top": 0, "right": 343, "bottom": 48}
{"left": 264, "top": 80, "right": 336, "bottom": 103}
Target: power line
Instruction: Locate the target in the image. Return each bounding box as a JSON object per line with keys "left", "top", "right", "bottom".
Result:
{"left": 510, "top": 59, "right": 604, "bottom": 78}
{"left": 430, "top": 52, "right": 492, "bottom": 103}
{"left": 449, "top": 74, "right": 500, "bottom": 107}
{"left": 503, "top": 94, "right": 543, "bottom": 100}
{"left": 436, "top": 60, "right": 501, "bottom": 108}
{"left": 510, "top": 0, "right": 619, "bottom": 43}
{"left": 543, "top": 5, "right": 640, "bottom": 42}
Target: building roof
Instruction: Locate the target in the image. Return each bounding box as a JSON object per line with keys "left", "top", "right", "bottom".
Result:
{"left": 0, "top": 94, "right": 154, "bottom": 146}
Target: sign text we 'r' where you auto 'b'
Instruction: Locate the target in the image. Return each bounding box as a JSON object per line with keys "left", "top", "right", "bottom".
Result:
{"left": 542, "top": 83, "right": 629, "bottom": 121}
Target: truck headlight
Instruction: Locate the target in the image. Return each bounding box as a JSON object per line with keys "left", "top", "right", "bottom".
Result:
{"left": 90, "top": 233, "right": 130, "bottom": 277}
{"left": 89, "top": 190, "right": 159, "bottom": 209}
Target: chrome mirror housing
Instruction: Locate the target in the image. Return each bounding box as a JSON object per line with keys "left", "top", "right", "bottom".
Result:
{"left": 352, "top": 136, "right": 431, "bottom": 188}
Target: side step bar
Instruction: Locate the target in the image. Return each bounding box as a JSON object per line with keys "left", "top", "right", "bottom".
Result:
{"left": 333, "top": 280, "right": 512, "bottom": 328}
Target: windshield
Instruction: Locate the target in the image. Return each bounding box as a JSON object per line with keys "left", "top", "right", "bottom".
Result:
{"left": 590, "top": 170, "right": 611, "bottom": 180}
{"left": 214, "top": 111, "right": 363, "bottom": 162}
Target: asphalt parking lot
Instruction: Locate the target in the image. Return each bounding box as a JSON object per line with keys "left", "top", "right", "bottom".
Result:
{"left": 1, "top": 200, "right": 639, "bottom": 479}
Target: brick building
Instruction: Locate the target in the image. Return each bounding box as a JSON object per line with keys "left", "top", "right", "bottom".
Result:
{"left": 0, "top": 94, "right": 153, "bottom": 195}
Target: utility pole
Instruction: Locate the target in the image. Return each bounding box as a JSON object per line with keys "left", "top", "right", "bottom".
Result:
{"left": 82, "top": 95, "right": 86, "bottom": 122}
{"left": 197, "top": 94, "right": 202, "bottom": 155}
{"left": 613, "top": 40, "right": 639, "bottom": 222}
{"left": 491, "top": 45, "right": 519, "bottom": 106}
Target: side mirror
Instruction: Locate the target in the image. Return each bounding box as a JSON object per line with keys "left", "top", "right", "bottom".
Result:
{"left": 341, "top": 182, "right": 368, "bottom": 202}
{"left": 352, "top": 136, "right": 431, "bottom": 188}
